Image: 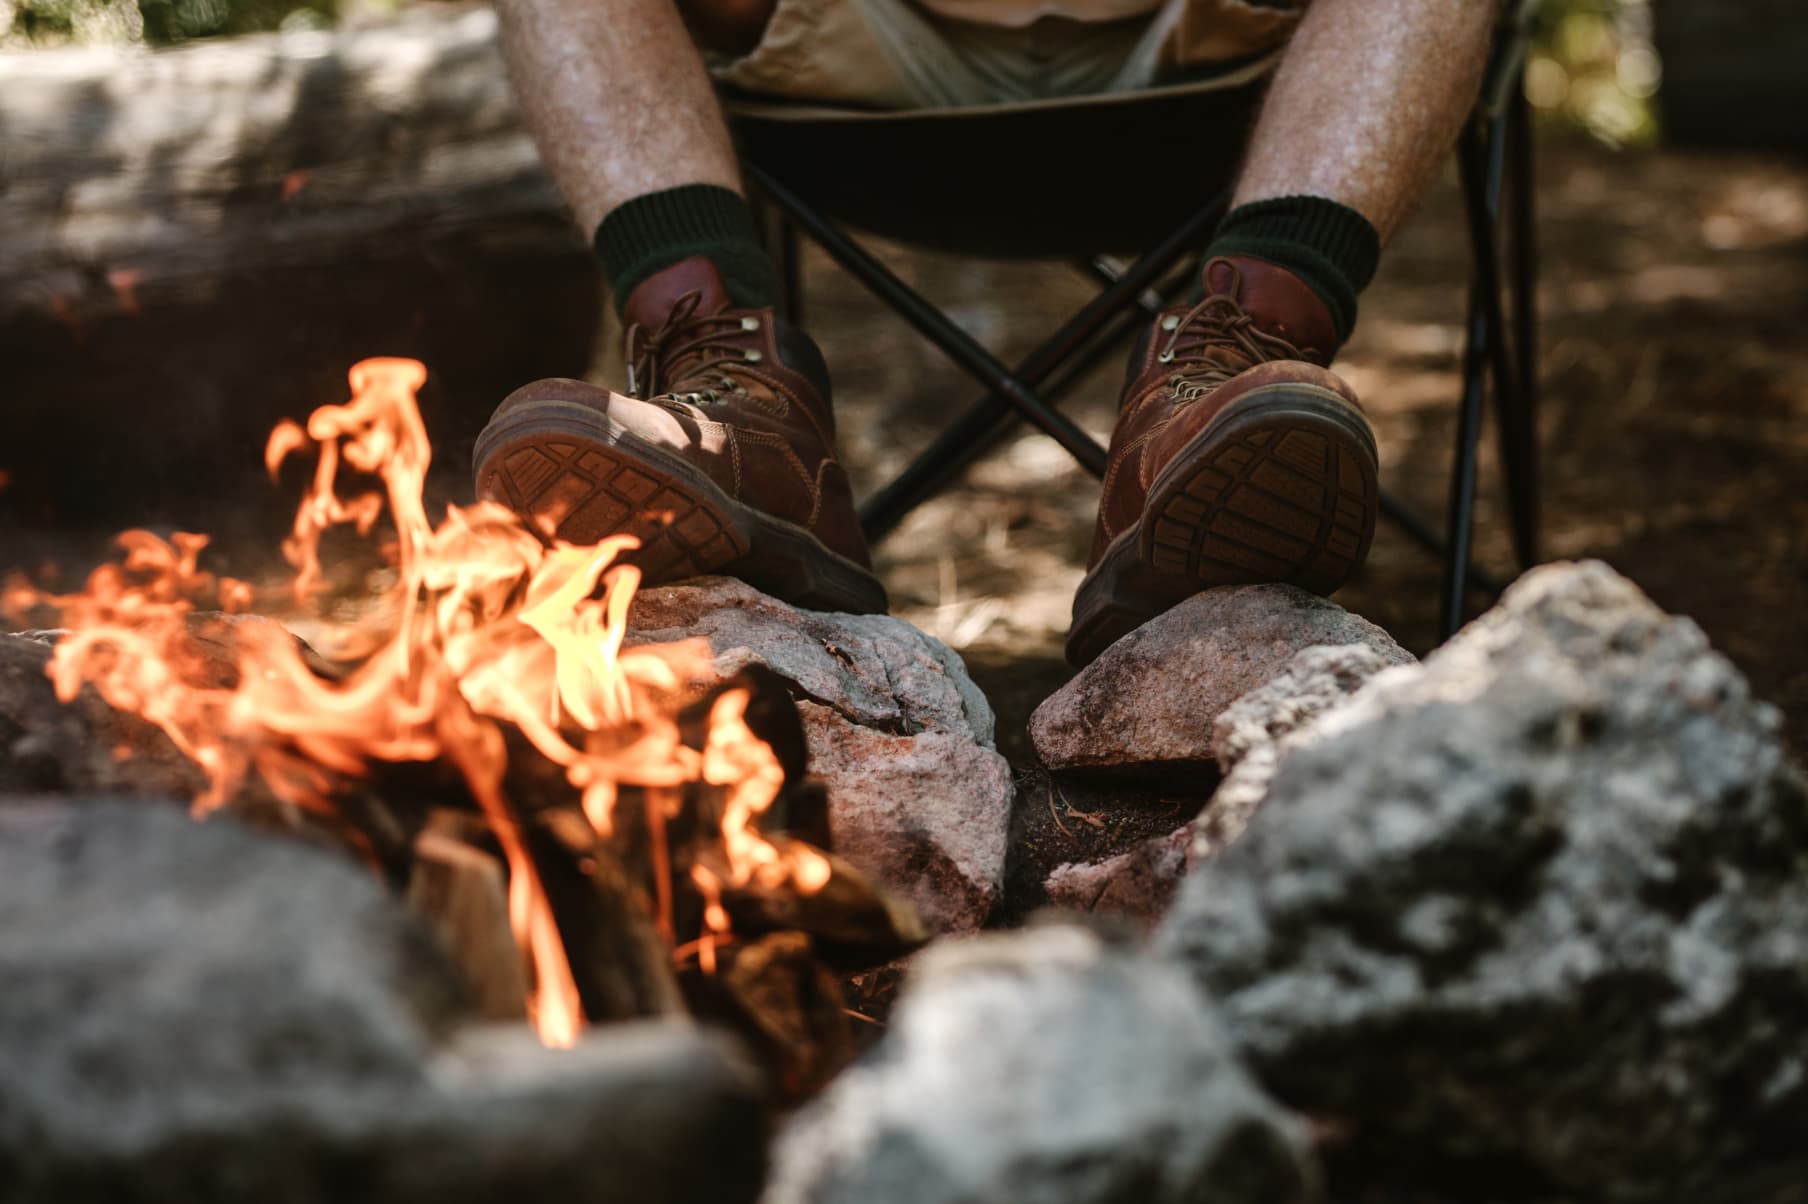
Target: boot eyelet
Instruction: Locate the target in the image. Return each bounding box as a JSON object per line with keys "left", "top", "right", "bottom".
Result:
{"left": 1157, "top": 349, "right": 1175, "bottom": 363}
{"left": 741, "top": 316, "right": 761, "bottom": 332}
{"left": 1160, "top": 315, "right": 1180, "bottom": 332}
{"left": 744, "top": 349, "right": 763, "bottom": 363}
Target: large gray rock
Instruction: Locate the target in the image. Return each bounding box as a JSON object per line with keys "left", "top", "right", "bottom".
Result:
{"left": 1, "top": 618, "right": 331, "bottom": 804}
{"left": 630, "top": 578, "right": 1012, "bottom": 931}
{"left": 0, "top": 799, "right": 767, "bottom": 1204}
{"left": 763, "top": 923, "right": 1320, "bottom": 1204}
{"left": 1030, "top": 585, "right": 1411, "bottom": 775}
{"left": 1156, "top": 561, "right": 1808, "bottom": 1200}
{"left": 0, "top": 631, "right": 204, "bottom": 800}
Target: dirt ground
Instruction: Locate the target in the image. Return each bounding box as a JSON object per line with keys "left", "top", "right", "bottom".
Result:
{"left": 805, "top": 134, "right": 1808, "bottom": 765}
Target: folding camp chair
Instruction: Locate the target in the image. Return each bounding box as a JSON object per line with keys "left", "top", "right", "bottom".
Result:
{"left": 727, "top": 0, "right": 1541, "bottom": 641}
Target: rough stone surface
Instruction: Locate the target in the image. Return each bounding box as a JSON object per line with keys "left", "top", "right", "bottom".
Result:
{"left": 1038, "top": 644, "right": 1402, "bottom": 927}
{"left": 1156, "top": 561, "right": 1808, "bottom": 1200}
{"left": 630, "top": 578, "right": 994, "bottom": 746}
{"left": 631, "top": 579, "right": 1013, "bottom": 932}
{"left": 999, "top": 770, "right": 1211, "bottom": 928}
{"left": 1194, "top": 642, "right": 1410, "bottom": 862}
{"left": 1207, "top": 642, "right": 1404, "bottom": 771}
{"left": 0, "top": 799, "right": 767, "bottom": 1204}
{"left": 1029, "top": 585, "right": 1411, "bottom": 774}
{"left": 1043, "top": 825, "right": 1192, "bottom": 928}
{"left": 0, "top": 631, "right": 204, "bottom": 800}
{"left": 1, "top": 618, "right": 331, "bottom": 804}
{"left": 798, "top": 704, "right": 1013, "bottom": 934}
{"left": 763, "top": 923, "right": 1320, "bottom": 1204}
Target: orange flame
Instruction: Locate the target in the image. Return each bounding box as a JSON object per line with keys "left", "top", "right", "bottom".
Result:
{"left": 12, "top": 358, "right": 831, "bottom": 1047}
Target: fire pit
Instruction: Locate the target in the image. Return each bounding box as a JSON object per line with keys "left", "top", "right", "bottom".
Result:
{"left": 2, "top": 358, "right": 924, "bottom": 1106}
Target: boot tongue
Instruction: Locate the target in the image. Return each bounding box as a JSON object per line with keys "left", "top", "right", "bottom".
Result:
{"left": 1205, "top": 255, "right": 1339, "bottom": 366}
{"left": 623, "top": 256, "right": 734, "bottom": 332}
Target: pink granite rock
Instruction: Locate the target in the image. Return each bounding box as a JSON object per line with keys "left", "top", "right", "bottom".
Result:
{"left": 798, "top": 704, "right": 1013, "bottom": 934}
{"left": 1029, "top": 584, "right": 1411, "bottom": 775}
{"left": 629, "top": 578, "right": 1013, "bottom": 933}
{"left": 1043, "top": 825, "right": 1193, "bottom": 929}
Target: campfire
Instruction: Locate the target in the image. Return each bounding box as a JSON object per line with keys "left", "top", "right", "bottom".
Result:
{"left": 3, "top": 357, "right": 921, "bottom": 1087}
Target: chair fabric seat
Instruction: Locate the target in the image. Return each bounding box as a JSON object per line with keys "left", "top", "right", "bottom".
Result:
{"left": 726, "top": 75, "right": 1267, "bottom": 256}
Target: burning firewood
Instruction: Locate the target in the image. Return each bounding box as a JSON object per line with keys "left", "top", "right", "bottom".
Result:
{"left": 693, "top": 930, "right": 858, "bottom": 1100}
{"left": 2, "top": 357, "right": 926, "bottom": 1094}
{"left": 407, "top": 822, "right": 531, "bottom": 1021}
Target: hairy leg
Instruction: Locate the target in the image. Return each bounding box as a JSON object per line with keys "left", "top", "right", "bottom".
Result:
{"left": 1233, "top": 0, "right": 1502, "bottom": 242}
{"left": 493, "top": 0, "right": 745, "bottom": 234}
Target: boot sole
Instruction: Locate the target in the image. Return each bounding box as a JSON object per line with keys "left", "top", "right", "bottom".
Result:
{"left": 1067, "top": 383, "right": 1378, "bottom": 667}
{"left": 473, "top": 399, "right": 888, "bottom": 615}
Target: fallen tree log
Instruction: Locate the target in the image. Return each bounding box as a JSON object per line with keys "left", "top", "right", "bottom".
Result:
{"left": 0, "top": 3, "right": 567, "bottom": 317}
{"left": 0, "top": 4, "right": 599, "bottom": 528}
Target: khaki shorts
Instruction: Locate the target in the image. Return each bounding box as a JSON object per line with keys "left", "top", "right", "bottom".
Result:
{"left": 709, "top": 0, "right": 1301, "bottom": 110}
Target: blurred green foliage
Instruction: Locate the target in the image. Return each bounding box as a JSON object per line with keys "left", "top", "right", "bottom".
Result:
{"left": 138, "top": 0, "right": 337, "bottom": 41}
{"left": 1528, "top": 0, "right": 1661, "bottom": 145}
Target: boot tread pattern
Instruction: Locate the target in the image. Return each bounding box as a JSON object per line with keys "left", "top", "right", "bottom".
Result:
{"left": 484, "top": 440, "right": 748, "bottom": 581}
{"left": 1151, "top": 425, "right": 1374, "bottom": 593}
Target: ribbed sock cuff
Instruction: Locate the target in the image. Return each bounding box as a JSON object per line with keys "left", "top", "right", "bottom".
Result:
{"left": 1206, "top": 196, "right": 1381, "bottom": 342}
{"left": 593, "top": 184, "right": 780, "bottom": 314}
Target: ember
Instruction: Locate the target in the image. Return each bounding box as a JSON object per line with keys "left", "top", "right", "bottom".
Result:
{"left": 4, "top": 357, "right": 859, "bottom": 1050}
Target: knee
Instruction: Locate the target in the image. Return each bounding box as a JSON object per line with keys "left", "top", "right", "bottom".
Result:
{"left": 676, "top": 0, "right": 779, "bottom": 55}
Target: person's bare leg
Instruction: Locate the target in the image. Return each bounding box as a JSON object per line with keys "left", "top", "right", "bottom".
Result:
{"left": 1233, "top": 0, "right": 1501, "bottom": 242}
{"left": 493, "top": 0, "right": 745, "bottom": 235}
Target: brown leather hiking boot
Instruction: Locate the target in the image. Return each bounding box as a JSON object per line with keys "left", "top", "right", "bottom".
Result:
{"left": 473, "top": 257, "right": 886, "bottom": 614}
{"left": 1066, "top": 255, "right": 1379, "bottom": 666}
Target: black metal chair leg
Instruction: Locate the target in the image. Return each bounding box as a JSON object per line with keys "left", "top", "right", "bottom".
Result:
{"left": 779, "top": 214, "right": 804, "bottom": 328}
{"left": 1501, "top": 75, "right": 1540, "bottom": 570}
{"left": 1382, "top": 490, "right": 1506, "bottom": 597}
{"left": 745, "top": 163, "right": 1109, "bottom": 476}
{"left": 1442, "top": 115, "right": 1511, "bottom": 640}
{"left": 860, "top": 260, "right": 1196, "bottom": 539}
{"left": 843, "top": 192, "right": 1230, "bottom": 538}
{"left": 748, "top": 186, "right": 802, "bottom": 324}
{"left": 1078, "top": 254, "right": 1186, "bottom": 317}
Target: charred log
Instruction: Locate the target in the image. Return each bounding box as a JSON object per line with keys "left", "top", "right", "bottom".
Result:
{"left": 681, "top": 931, "right": 858, "bottom": 1102}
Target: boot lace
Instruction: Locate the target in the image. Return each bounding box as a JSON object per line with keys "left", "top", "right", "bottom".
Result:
{"left": 623, "top": 291, "right": 766, "bottom": 408}
{"left": 1152, "top": 266, "right": 1306, "bottom": 405}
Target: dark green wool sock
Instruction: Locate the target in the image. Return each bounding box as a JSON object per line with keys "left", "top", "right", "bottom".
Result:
{"left": 1205, "top": 196, "right": 1380, "bottom": 343}
{"left": 593, "top": 184, "right": 780, "bottom": 315}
